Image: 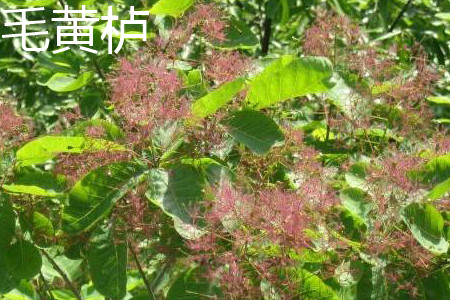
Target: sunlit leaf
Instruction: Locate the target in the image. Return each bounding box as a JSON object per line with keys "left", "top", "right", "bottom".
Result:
{"left": 247, "top": 56, "right": 334, "bottom": 109}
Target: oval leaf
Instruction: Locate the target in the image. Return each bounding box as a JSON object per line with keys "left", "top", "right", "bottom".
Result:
{"left": 45, "top": 72, "right": 94, "bottom": 93}
{"left": 247, "top": 56, "right": 334, "bottom": 109}
{"left": 16, "top": 136, "right": 125, "bottom": 166}
{"left": 87, "top": 225, "right": 127, "bottom": 300}
{"left": 62, "top": 162, "right": 147, "bottom": 234}
{"left": 222, "top": 110, "right": 284, "bottom": 155}
{"left": 192, "top": 77, "right": 246, "bottom": 118}
{"left": 6, "top": 240, "right": 42, "bottom": 280}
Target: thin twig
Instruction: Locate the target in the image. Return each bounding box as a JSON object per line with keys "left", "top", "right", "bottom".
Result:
{"left": 388, "top": 0, "right": 414, "bottom": 32}
{"left": 128, "top": 240, "right": 156, "bottom": 300}
{"left": 40, "top": 271, "right": 55, "bottom": 300}
{"left": 40, "top": 249, "right": 82, "bottom": 300}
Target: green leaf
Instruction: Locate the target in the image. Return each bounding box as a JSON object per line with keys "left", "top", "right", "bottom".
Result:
{"left": 191, "top": 77, "right": 246, "bottom": 118}
{"left": 146, "top": 165, "right": 205, "bottom": 224}
{"left": 411, "top": 154, "right": 450, "bottom": 185}
{"left": 87, "top": 225, "right": 127, "bottom": 300}
{"left": 41, "top": 251, "right": 82, "bottom": 284}
{"left": 80, "top": 283, "right": 104, "bottom": 300}
{"left": 2, "top": 184, "right": 63, "bottom": 197}
{"left": 16, "top": 136, "right": 125, "bottom": 166}
{"left": 402, "top": 203, "right": 449, "bottom": 254}
{"left": 4, "top": 0, "right": 56, "bottom": 6}
{"left": 246, "top": 56, "right": 334, "bottom": 109}
{"left": 222, "top": 110, "right": 284, "bottom": 155}
{"left": 356, "top": 264, "right": 388, "bottom": 300}
{"left": 45, "top": 72, "right": 94, "bottom": 92}
{"left": 2, "top": 280, "right": 38, "bottom": 300}
{"left": 340, "top": 188, "right": 373, "bottom": 223}
{"left": 434, "top": 118, "right": 450, "bottom": 125}
{"left": 147, "top": 158, "right": 228, "bottom": 238}
{"left": 2, "top": 169, "right": 66, "bottom": 197}
{"left": 182, "top": 69, "right": 207, "bottom": 98}
{"left": 290, "top": 268, "right": 339, "bottom": 300}
{"left": 435, "top": 13, "right": 450, "bottom": 21}
{"left": 0, "top": 194, "right": 15, "bottom": 247}
{"left": 149, "top": 0, "right": 196, "bottom": 17}
{"left": 428, "top": 178, "right": 450, "bottom": 200}
{"left": 422, "top": 269, "right": 450, "bottom": 300}
{"left": 31, "top": 212, "right": 55, "bottom": 247}
{"left": 345, "top": 163, "right": 369, "bottom": 190}
{"left": 62, "top": 162, "right": 147, "bottom": 234}
{"left": 6, "top": 240, "right": 42, "bottom": 280}
{"left": 0, "top": 253, "right": 17, "bottom": 294}
{"left": 215, "top": 17, "right": 259, "bottom": 49}
{"left": 339, "top": 208, "right": 367, "bottom": 241}
{"left": 427, "top": 95, "right": 450, "bottom": 105}
{"left": 280, "top": 0, "right": 290, "bottom": 24}
{"left": 166, "top": 267, "right": 212, "bottom": 300}
{"left": 51, "top": 289, "right": 78, "bottom": 300}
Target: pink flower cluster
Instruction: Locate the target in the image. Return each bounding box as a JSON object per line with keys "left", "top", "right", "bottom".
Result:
{"left": 204, "top": 50, "right": 250, "bottom": 85}
{"left": 157, "top": 3, "right": 228, "bottom": 57}
{"left": 109, "top": 56, "right": 189, "bottom": 144}
{"left": 188, "top": 3, "right": 227, "bottom": 43}
{"left": 369, "top": 152, "right": 423, "bottom": 192}
{"left": 0, "top": 103, "right": 28, "bottom": 149}
{"left": 303, "top": 11, "right": 361, "bottom": 59}
{"left": 54, "top": 150, "right": 131, "bottom": 183}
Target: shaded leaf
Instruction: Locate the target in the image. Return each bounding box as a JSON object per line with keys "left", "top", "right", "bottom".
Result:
{"left": 87, "top": 224, "right": 127, "bottom": 300}
{"left": 215, "top": 17, "right": 259, "bottom": 49}
{"left": 2, "top": 169, "right": 66, "bottom": 197}
{"left": 222, "top": 110, "right": 284, "bottom": 155}
{"left": 62, "top": 162, "right": 147, "bottom": 234}
{"left": 6, "top": 240, "right": 42, "bottom": 280}
{"left": 0, "top": 194, "right": 15, "bottom": 247}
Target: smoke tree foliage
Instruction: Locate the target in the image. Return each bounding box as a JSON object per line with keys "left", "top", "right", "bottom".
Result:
{"left": 0, "top": 0, "right": 449, "bottom": 299}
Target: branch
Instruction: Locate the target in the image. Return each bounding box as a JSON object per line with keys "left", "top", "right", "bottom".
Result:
{"left": 39, "top": 271, "right": 55, "bottom": 300}
{"left": 261, "top": 17, "right": 272, "bottom": 56}
{"left": 128, "top": 241, "right": 156, "bottom": 300}
{"left": 388, "top": 0, "right": 414, "bottom": 32}
{"left": 40, "top": 250, "right": 82, "bottom": 300}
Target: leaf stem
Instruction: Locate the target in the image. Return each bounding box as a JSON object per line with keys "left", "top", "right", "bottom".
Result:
{"left": 128, "top": 240, "right": 156, "bottom": 300}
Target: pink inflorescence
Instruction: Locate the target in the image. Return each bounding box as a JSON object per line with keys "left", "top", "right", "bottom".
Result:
{"left": 54, "top": 150, "right": 131, "bottom": 183}
{"left": 303, "top": 11, "right": 360, "bottom": 59}
{"left": 370, "top": 152, "right": 423, "bottom": 192}
{"left": 188, "top": 3, "right": 228, "bottom": 42}
{"left": 204, "top": 50, "right": 250, "bottom": 85}
{"left": 109, "top": 56, "right": 189, "bottom": 143}
{"left": 254, "top": 189, "right": 310, "bottom": 248}
{"left": 0, "top": 103, "right": 28, "bottom": 149}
